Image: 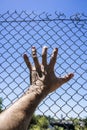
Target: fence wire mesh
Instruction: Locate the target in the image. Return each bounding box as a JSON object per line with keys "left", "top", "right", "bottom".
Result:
{"left": 0, "top": 11, "right": 87, "bottom": 120}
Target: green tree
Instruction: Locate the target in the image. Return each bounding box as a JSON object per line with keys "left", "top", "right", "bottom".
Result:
{"left": 38, "top": 116, "right": 49, "bottom": 129}
{"left": 54, "top": 126, "right": 63, "bottom": 130}
{"left": 84, "top": 117, "right": 87, "bottom": 128}
{"left": 29, "top": 115, "right": 49, "bottom": 130}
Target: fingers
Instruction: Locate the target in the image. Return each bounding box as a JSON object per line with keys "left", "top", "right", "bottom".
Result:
{"left": 24, "top": 47, "right": 59, "bottom": 71}
{"left": 32, "top": 47, "right": 41, "bottom": 71}
{"left": 23, "top": 54, "right": 32, "bottom": 71}
{"left": 42, "top": 46, "right": 48, "bottom": 66}
{"left": 49, "top": 48, "right": 58, "bottom": 69}
{"left": 60, "top": 73, "right": 74, "bottom": 84}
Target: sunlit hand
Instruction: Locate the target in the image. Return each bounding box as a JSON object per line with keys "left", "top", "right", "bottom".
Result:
{"left": 23, "top": 47, "right": 74, "bottom": 94}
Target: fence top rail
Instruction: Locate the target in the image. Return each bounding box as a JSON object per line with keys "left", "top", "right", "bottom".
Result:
{"left": 0, "top": 11, "right": 87, "bottom": 22}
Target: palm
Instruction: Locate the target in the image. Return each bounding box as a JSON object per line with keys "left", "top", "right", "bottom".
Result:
{"left": 24, "top": 47, "right": 74, "bottom": 94}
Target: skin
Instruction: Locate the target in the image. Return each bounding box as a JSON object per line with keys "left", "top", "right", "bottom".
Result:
{"left": 0, "top": 47, "right": 74, "bottom": 130}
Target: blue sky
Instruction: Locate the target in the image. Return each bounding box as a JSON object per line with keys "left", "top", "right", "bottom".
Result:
{"left": 0, "top": 0, "right": 87, "bottom": 15}
{"left": 0, "top": 0, "right": 87, "bottom": 119}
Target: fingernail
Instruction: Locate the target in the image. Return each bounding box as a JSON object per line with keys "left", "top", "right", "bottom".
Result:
{"left": 32, "top": 46, "right": 36, "bottom": 49}
{"left": 69, "top": 73, "right": 74, "bottom": 78}
{"left": 23, "top": 54, "right": 28, "bottom": 60}
{"left": 23, "top": 54, "right": 27, "bottom": 58}
{"left": 43, "top": 46, "right": 48, "bottom": 49}
{"left": 55, "top": 48, "right": 58, "bottom": 51}
{"left": 53, "top": 48, "right": 58, "bottom": 53}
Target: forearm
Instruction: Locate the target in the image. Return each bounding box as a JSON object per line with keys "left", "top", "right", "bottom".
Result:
{"left": 0, "top": 85, "right": 47, "bottom": 130}
{"left": 12, "top": 84, "right": 47, "bottom": 120}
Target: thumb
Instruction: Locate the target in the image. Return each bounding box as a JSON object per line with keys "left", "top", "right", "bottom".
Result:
{"left": 59, "top": 73, "right": 74, "bottom": 85}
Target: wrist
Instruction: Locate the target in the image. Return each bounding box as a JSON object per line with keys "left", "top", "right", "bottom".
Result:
{"left": 28, "top": 84, "right": 48, "bottom": 98}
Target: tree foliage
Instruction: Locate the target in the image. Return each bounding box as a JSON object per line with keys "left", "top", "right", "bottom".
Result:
{"left": 29, "top": 115, "right": 49, "bottom": 130}
{"left": 28, "top": 115, "right": 87, "bottom": 130}
{"left": 84, "top": 117, "right": 87, "bottom": 128}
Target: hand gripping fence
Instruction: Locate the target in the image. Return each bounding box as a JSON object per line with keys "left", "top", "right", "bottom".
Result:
{"left": 0, "top": 12, "right": 87, "bottom": 123}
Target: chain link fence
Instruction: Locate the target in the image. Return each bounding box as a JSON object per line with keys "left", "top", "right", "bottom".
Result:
{"left": 0, "top": 11, "right": 87, "bottom": 120}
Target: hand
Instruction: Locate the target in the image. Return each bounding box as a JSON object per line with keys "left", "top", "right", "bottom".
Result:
{"left": 23, "top": 47, "right": 74, "bottom": 94}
